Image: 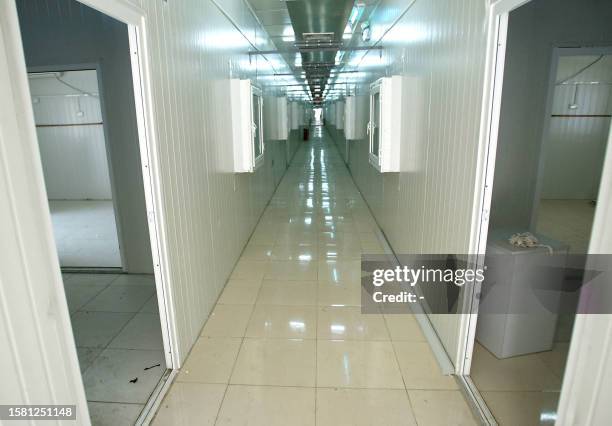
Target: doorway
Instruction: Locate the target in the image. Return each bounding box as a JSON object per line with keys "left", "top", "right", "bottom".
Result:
{"left": 15, "top": 0, "right": 174, "bottom": 424}
{"left": 28, "top": 69, "right": 122, "bottom": 269}
{"left": 465, "top": 0, "right": 612, "bottom": 424}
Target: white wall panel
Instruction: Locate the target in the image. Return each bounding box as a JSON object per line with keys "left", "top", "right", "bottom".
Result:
{"left": 342, "top": 0, "right": 488, "bottom": 366}
{"left": 0, "top": 0, "right": 89, "bottom": 419}
{"left": 30, "top": 70, "right": 113, "bottom": 200}
{"left": 541, "top": 55, "right": 612, "bottom": 199}
{"left": 130, "top": 0, "right": 292, "bottom": 362}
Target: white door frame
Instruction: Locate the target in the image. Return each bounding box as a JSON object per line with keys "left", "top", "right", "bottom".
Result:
{"left": 465, "top": 0, "right": 612, "bottom": 424}
{"left": 0, "top": 0, "right": 179, "bottom": 421}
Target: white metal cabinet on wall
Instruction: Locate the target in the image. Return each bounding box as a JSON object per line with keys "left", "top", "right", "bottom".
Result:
{"left": 328, "top": 102, "right": 336, "bottom": 126}
{"left": 368, "top": 76, "right": 403, "bottom": 172}
{"left": 277, "top": 96, "right": 289, "bottom": 140}
{"left": 290, "top": 101, "right": 299, "bottom": 130}
{"left": 344, "top": 95, "right": 367, "bottom": 140}
{"left": 335, "top": 100, "right": 345, "bottom": 130}
{"left": 229, "top": 79, "right": 264, "bottom": 172}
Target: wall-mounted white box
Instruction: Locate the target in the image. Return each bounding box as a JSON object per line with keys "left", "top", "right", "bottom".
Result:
{"left": 229, "top": 79, "right": 264, "bottom": 173}
{"left": 344, "top": 95, "right": 366, "bottom": 140}
{"left": 335, "top": 100, "right": 345, "bottom": 130}
{"left": 277, "top": 96, "right": 289, "bottom": 140}
{"left": 298, "top": 104, "right": 305, "bottom": 127}
{"left": 328, "top": 103, "right": 336, "bottom": 126}
{"left": 368, "top": 76, "right": 403, "bottom": 172}
{"left": 290, "top": 101, "right": 299, "bottom": 130}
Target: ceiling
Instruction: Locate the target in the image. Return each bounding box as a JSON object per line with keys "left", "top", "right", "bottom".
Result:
{"left": 247, "top": 0, "right": 380, "bottom": 104}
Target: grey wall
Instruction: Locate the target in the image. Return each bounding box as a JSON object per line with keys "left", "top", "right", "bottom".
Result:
{"left": 28, "top": 70, "right": 113, "bottom": 200}
{"left": 17, "top": 0, "right": 153, "bottom": 273}
{"left": 490, "top": 0, "right": 612, "bottom": 230}
{"left": 541, "top": 55, "right": 612, "bottom": 200}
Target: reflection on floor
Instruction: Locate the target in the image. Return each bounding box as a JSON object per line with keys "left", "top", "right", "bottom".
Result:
{"left": 471, "top": 342, "right": 566, "bottom": 425}
{"left": 152, "top": 127, "right": 477, "bottom": 425}
{"left": 536, "top": 199, "right": 595, "bottom": 254}
{"left": 50, "top": 200, "right": 122, "bottom": 268}
{"left": 63, "top": 273, "right": 165, "bottom": 425}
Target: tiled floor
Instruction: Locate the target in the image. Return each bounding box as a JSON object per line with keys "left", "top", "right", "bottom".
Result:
{"left": 536, "top": 199, "right": 595, "bottom": 254}
{"left": 152, "top": 127, "right": 476, "bottom": 425}
{"left": 50, "top": 200, "right": 122, "bottom": 268}
{"left": 63, "top": 273, "right": 166, "bottom": 425}
{"left": 471, "top": 341, "right": 567, "bottom": 425}
{"left": 467, "top": 199, "right": 593, "bottom": 424}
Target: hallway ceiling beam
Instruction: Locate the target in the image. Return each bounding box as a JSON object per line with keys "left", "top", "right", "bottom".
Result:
{"left": 248, "top": 45, "right": 381, "bottom": 56}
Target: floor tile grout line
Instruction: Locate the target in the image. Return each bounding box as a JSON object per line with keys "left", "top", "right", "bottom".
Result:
{"left": 211, "top": 276, "right": 262, "bottom": 426}
{"left": 385, "top": 314, "right": 420, "bottom": 425}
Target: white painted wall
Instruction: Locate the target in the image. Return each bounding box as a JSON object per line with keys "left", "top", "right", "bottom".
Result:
{"left": 120, "top": 0, "right": 292, "bottom": 362}
{"left": 0, "top": 0, "right": 89, "bottom": 420}
{"left": 17, "top": 0, "right": 153, "bottom": 272}
{"left": 341, "top": 0, "right": 488, "bottom": 367}
{"left": 29, "top": 70, "right": 113, "bottom": 200}
{"left": 489, "top": 0, "right": 612, "bottom": 229}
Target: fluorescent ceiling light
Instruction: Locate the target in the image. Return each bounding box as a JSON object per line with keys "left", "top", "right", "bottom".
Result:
{"left": 282, "top": 26, "right": 295, "bottom": 42}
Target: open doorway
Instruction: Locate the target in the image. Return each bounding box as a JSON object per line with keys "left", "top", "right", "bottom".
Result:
{"left": 16, "top": 0, "right": 172, "bottom": 424}
{"left": 467, "top": 0, "right": 612, "bottom": 424}
{"left": 314, "top": 107, "right": 323, "bottom": 125}
{"left": 28, "top": 69, "right": 122, "bottom": 269}
{"left": 533, "top": 51, "right": 612, "bottom": 255}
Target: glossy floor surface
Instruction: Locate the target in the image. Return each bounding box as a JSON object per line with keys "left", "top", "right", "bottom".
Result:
{"left": 50, "top": 200, "right": 122, "bottom": 268}
{"left": 152, "top": 127, "right": 476, "bottom": 425}
{"left": 63, "top": 273, "right": 165, "bottom": 425}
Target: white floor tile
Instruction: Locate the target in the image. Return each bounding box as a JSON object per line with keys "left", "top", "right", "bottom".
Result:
{"left": 83, "top": 348, "right": 165, "bottom": 403}
{"left": 216, "top": 385, "right": 315, "bottom": 426}
{"left": 88, "top": 402, "right": 144, "bottom": 426}
{"left": 71, "top": 311, "right": 134, "bottom": 348}
{"left": 108, "top": 313, "right": 164, "bottom": 350}
{"left": 82, "top": 285, "right": 155, "bottom": 312}
{"left": 152, "top": 382, "right": 226, "bottom": 426}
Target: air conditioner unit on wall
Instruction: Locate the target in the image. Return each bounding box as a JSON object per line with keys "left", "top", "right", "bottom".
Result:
{"left": 229, "top": 79, "right": 264, "bottom": 173}
{"left": 345, "top": 94, "right": 369, "bottom": 141}
{"left": 368, "top": 76, "right": 403, "bottom": 173}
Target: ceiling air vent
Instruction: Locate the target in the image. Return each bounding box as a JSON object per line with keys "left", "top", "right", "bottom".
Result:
{"left": 302, "top": 32, "right": 335, "bottom": 43}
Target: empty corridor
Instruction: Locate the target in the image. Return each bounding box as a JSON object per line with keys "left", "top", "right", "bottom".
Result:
{"left": 152, "top": 126, "right": 477, "bottom": 425}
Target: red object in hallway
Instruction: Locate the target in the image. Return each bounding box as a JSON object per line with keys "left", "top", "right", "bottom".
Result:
{"left": 303, "top": 128, "right": 309, "bottom": 141}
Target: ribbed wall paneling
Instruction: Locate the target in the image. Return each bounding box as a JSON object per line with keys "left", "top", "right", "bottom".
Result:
{"left": 343, "top": 0, "right": 488, "bottom": 364}
{"left": 136, "top": 0, "right": 293, "bottom": 362}
{"left": 30, "top": 70, "right": 113, "bottom": 200}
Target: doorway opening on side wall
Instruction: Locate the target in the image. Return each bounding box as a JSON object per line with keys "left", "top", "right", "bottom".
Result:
{"left": 14, "top": 0, "right": 176, "bottom": 424}
{"left": 28, "top": 68, "right": 123, "bottom": 270}
{"left": 466, "top": 0, "right": 612, "bottom": 424}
